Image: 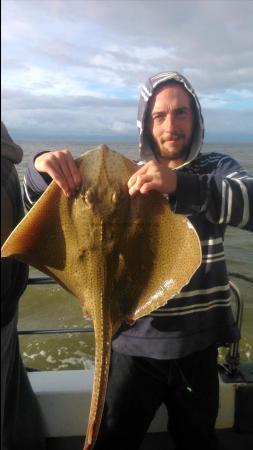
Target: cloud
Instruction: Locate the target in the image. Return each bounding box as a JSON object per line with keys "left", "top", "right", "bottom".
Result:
{"left": 1, "top": 87, "right": 137, "bottom": 138}
{"left": 200, "top": 89, "right": 253, "bottom": 110}
{"left": 2, "top": 0, "right": 253, "bottom": 140}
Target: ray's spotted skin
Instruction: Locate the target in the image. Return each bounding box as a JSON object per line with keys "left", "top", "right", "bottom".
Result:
{"left": 1, "top": 145, "right": 201, "bottom": 450}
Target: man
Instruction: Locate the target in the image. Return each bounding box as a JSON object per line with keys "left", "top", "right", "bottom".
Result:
{"left": 1, "top": 122, "right": 46, "bottom": 450}
{"left": 23, "top": 72, "right": 253, "bottom": 450}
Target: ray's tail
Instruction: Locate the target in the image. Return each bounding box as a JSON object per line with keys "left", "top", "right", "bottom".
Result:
{"left": 83, "top": 322, "right": 112, "bottom": 450}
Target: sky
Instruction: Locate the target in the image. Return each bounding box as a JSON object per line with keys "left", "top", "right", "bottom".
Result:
{"left": 1, "top": 0, "right": 253, "bottom": 142}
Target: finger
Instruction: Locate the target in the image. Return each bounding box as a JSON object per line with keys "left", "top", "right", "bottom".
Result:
{"left": 56, "top": 154, "right": 78, "bottom": 194}
{"left": 44, "top": 159, "right": 73, "bottom": 197}
{"left": 65, "top": 155, "right": 82, "bottom": 190}
{"left": 128, "top": 174, "right": 152, "bottom": 196}
{"left": 141, "top": 171, "right": 177, "bottom": 195}
{"left": 128, "top": 165, "right": 148, "bottom": 188}
{"left": 128, "top": 173, "right": 138, "bottom": 189}
{"left": 139, "top": 180, "right": 158, "bottom": 194}
{"left": 57, "top": 150, "right": 82, "bottom": 192}
{"left": 35, "top": 150, "right": 81, "bottom": 197}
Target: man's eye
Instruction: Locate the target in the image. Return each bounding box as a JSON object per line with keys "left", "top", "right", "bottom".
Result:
{"left": 153, "top": 114, "right": 164, "bottom": 121}
{"left": 176, "top": 109, "right": 190, "bottom": 118}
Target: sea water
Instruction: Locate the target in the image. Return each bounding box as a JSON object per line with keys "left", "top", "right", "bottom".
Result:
{"left": 15, "top": 141, "right": 253, "bottom": 370}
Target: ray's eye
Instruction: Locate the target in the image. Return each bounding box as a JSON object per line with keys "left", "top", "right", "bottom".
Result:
{"left": 83, "top": 188, "right": 96, "bottom": 208}
{"left": 112, "top": 190, "right": 120, "bottom": 204}
{"left": 111, "top": 187, "right": 127, "bottom": 204}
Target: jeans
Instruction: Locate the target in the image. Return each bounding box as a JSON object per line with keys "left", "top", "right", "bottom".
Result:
{"left": 94, "top": 345, "right": 219, "bottom": 450}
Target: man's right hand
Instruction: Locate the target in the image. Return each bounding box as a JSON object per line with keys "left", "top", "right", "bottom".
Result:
{"left": 128, "top": 160, "right": 177, "bottom": 196}
{"left": 34, "top": 149, "right": 82, "bottom": 197}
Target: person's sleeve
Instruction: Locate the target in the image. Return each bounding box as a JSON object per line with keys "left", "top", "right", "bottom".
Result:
{"left": 23, "top": 152, "right": 52, "bottom": 210}
{"left": 172, "top": 155, "right": 253, "bottom": 232}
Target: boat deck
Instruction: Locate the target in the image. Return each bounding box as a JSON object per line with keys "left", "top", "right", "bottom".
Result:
{"left": 46, "top": 429, "right": 253, "bottom": 450}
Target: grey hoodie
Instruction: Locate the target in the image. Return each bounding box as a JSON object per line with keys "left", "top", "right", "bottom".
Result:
{"left": 137, "top": 71, "right": 204, "bottom": 167}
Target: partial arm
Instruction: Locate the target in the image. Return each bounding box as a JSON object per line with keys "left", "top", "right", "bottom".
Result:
{"left": 173, "top": 156, "right": 253, "bottom": 231}
{"left": 128, "top": 155, "right": 253, "bottom": 232}
{"left": 23, "top": 149, "right": 81, "bottom": 210}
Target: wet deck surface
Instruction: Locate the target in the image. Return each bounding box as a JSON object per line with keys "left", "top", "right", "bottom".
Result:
{"left": 46, "top": 429, "right": 253, "bottom": 450}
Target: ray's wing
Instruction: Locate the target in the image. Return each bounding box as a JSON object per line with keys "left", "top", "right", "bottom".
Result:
{"left": 1, "top": 181, "right": 65, "bottom": 273}
{"left": 116, "top": 189, "right": 202, "bottom": 323}
{"left": 1, "top": 171, "right": 90, "bottom": 301}
{"left": 1, "top": 145, "right": 131, "bottom": 306}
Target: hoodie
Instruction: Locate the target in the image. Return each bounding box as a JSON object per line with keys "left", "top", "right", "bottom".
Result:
{"left": 111, "top": 71, "right": 253, "bottom": 359}
{"left": 1, "top": 122, "right": 28, "bottom": 327}
{"left": 1, "top": 122, "right": 24, "bottom": 164}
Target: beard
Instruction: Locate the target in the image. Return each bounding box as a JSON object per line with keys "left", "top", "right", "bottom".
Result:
{"left": 152, "top": 134, "right": 191, "bottom": 162}
{"left": 160, "top": 143, "right": 188, "bottom": 160}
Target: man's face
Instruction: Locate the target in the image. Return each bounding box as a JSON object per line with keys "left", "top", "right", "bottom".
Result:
{"left": 147, "top": 83, "right": 194, "bottom": 167}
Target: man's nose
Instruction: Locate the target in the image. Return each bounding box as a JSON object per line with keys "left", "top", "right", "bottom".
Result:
{"left": 164, "top": 113, "right": 176, "bottom": 131}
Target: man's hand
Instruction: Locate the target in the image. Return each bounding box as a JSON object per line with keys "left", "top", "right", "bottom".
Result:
{"left": 34, "top": 149, "right": 82, "bottom": 197}
{"left": 128, "top": 160, "right": 177, "bottom": 196}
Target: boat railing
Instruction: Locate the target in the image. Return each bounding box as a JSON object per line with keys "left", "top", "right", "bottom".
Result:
{"left": 19, "top": 273, "right": 253, "bottom": 376}
{"left": 224, "top": 280, "right": 243, "bottom": 375}
{"left": 18, "top": 276, "right": 94, "bottom": 335}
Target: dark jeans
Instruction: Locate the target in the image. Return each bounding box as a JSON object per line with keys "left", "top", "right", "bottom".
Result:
{"left": 94, "top": 345, "right": 219, "bottom": 450}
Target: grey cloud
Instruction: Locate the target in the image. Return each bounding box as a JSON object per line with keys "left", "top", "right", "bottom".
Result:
{"left": 2, "top": 88, "right": 137, "bottom": 137}
{"left": 2, "top": 89, "right": 136, "bottom": 110}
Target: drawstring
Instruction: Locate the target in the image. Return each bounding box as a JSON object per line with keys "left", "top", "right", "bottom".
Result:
{"left": 174, "top": 361, "right": 193, "bottom": 393}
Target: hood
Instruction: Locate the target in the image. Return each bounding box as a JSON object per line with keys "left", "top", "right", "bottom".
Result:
{"left": 1, "top": 121, "right": 23, "bottom": 164}
{"left": 137, "top": 71, "right": 204, "bottom": 168}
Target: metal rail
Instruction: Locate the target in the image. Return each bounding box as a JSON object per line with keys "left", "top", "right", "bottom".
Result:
{"left": 26, "top": 272, "right": 253, "bottom": 286}
{"left": 228, "top": 272, "right": 253, "bottom": 284}
{"left": 19, "top": 276, "right": 94, "bottom": 334}
{"left": 224, "top": 281, "right": 244, "bottom": 375}
{"left": 18, "top": 327, "right": 94, "bottom": 335}
{"left": 27, "top": 277, "right": 56, "bottom": 285}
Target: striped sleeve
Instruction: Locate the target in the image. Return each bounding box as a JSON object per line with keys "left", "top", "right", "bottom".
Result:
{"left": 23, "top": 152, "right": 52, "bottom": 211}
{"left": 217, "top": 163, "right": 251, "bottom": 228}
{"left": 174, "top": 155, "right": 253, "bottom": 232}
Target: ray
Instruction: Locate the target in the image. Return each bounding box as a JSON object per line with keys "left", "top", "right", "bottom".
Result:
{"left": 1, "top": 144, "right": 202, "bottom": 449}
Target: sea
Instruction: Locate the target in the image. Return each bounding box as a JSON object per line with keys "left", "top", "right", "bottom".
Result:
{"left": 14, "top": 140, "right": 253, "bottom": 370}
